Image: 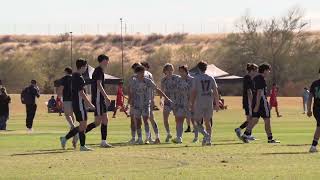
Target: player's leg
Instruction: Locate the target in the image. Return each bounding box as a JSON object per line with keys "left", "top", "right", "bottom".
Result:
{"left": 163, "top": 106, "right": 172, "bottom": 142}
{"left": 173, "top": 115, "right": 184, "bottom": 144}
{"left": 310, "top": 109, "right": 320, "bottom": 152}
{"left": 128, "top": 110, "right": 136, "bottom": 144}
{"left": 275, "top": 105, "right": 282, "bottom": 117}
{"left": 185, "top": 117, "right": 191, "bottom": 133}
{"left": 135, "top": 112, "right": 143, "bottom": 145}
{"left": 149, "top": 109, "right": 160, "bottom": 144}
{"left": 112, "top": 106, "right": 118, "bottom": 118}
{"left": 191, "top": 118, "right": 199, "bottom": 143}
{"left": 101, "top": 112, "right": 112, "bottom": 148}
{"left": 142, "top": 115, "right": 151, "bottom": 144}
{"left": 203, "top": 108, "right": 213, "bottom": 145}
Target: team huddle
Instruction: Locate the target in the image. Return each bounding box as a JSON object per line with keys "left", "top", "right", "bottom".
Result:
{"left": 57, "top": 54, "right": 320, "bottom": 153}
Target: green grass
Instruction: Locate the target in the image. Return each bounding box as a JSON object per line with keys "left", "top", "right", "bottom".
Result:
{"left": 0, "top": 96, "right": 319, "bottom": 180}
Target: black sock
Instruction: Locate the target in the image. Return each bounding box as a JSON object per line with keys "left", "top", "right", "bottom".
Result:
{"left": 240, "top": 121, "right": 248, "bottom": 129}
{"left": 244, "top": 130, "right": 252, "bottom": 136}
{"left": 101, "top": 124, "right": 107, "bottom": 140}
{"left": 268, "top": 134, "right": 273, "bottom": 140}
{"left": 312, "top": 140, "right": 318, "bottom": 146}
{"left": 65, "top": 127, "right": 79, "bottom": 140}
{"left": 187, "top": 126, "right": 190, "bottom": 129}
{"left": 79, "top": 131, "right": 86, "bottom": 146}
{"left": 86, "top": 123, "right": 96, "bottom": 133}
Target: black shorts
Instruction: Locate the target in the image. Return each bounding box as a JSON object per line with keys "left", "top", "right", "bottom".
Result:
{"left": 252, "top": 99, "right": 270, "bottom": 119}
{"left": 74, "top": 110, "right": 87, "bottom": 122}
{"left": 92, "top": 98, "right": 107, "bottom": 116}
{"left": 313, "top": 107, "right": 320, "bottom": 127}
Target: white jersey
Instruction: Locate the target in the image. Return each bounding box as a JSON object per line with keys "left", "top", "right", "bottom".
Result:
{"left": 161, "top": 74, "right": 180, "bottom": 105}
{"left": 130, "top": 77, "right": 157, "bottom": 109}
{"left": 175, "top": 75, "right": 194, "bottom": 108}
{"left": 192, "top": 72, "right": 217, "bottom": 108}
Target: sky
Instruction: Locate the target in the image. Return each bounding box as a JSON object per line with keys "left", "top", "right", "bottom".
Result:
{"left": 0, "top": 0, "right": 319, "bottom": 34}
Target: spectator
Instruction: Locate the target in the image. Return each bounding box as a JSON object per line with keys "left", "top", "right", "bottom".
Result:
{"left": 303, "top": 87, "right": 310, "bottom": 114}
{"left": 56, "top": 96, "right": 63, "bottom": 116}
{"left": 47, "top": 96, "right": 57, "bottom": 110}
{"left": 21, "top": 80, "right": 40, "bottom": 132}
{"left": 0, "top": 87, "right": 11, "bottom": 130}
{"left": 269, "top": 83, "right": 282, "bottom": 117}
{"left": 112, "top": 81, "right": 129, "bottom": 118}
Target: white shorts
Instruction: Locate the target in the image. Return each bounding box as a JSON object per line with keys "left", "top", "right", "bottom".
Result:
{"left": 133, "top": 107, "right": 151, "bottom": 118}
{"left": 193, "top": 106, "right": 213, "bottom": 120}
{"left": 63, "top": 101, "right": 73, "bottom": 114}
{"left": 174, "top": 106, "right": 191, "bottom": 118}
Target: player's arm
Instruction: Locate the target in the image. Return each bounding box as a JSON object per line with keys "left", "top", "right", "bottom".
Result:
{"left": 307, "top": 93, "right": 314, "bottom": 117}
{"left": 247, "top": 89, "right": 253, "bottom": 108}
{"left": 159, "top": 81, "right": 164, "bottom": 106}
{"left": 253, "top": 89, "right": 262, "bottom": 112}
{"left": 79, "top": 90, "right": 95, "bottom": 109}
{"left": 97, "top": 80, "right": 110, "bottom": 102}
{"left": 213, "top": 86, "right": 220, "bottom": 111}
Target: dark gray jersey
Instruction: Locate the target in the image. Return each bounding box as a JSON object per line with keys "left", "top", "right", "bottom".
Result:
{"left": 130, "top": 77, "right": 157, "bottom": 109}
{"left": 175, "top": 75, "right": 194, "bottom": 108}
{"left": 192, "top": 73, "right": 217, "bottom": 108}
{"left": 161, "top": 74, "right": 180, "bottom": 105}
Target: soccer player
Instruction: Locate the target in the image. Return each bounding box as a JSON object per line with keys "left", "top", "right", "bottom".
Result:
{"left": 127, "top": 63, "right": 142, "bottom": 144}
{"left": 307, "top": 68, "right": 320, "bottom": 153}
{"left": 141, "top": 61, "right": 161, "bottom": 144}
{"left": 172, "top": 65, "right": 195, "bottom": 144}
{"left": 60, "top": 59, "right": 95, "bottom": 151}
{"left": 85, "top": 54, "right": 112, "bottom": 148}
{"left": 235, "top": 63, "right": 258, "bottom": 140}
{"left": 270, "top": 83, "right": 282, "bottom": 117}
{"left": 161, "top": 63, "right": 180, "bottom": 142}
{"left": 241, "top": 63, "right": 280, "bottom": 144}
{"left": 190, "top": 61, "right": 220, "bottom": 146}
{"left": 128, "top": 65, "right": 171, "bottom": 144}
{"left": 57, "top": 67, "right": 78, "bottom": 148}
{"left": 112, "top": 81, "right": 129, "bottom": 118}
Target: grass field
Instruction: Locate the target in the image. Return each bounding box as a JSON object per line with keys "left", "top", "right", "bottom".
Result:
{"left": 0, "top": 95, "right": 320, "bottom": 180}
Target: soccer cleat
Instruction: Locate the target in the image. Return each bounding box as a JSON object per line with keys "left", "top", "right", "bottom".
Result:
{"left": 100, "top": 141, "right": 113, "bottom": 148}
{"left": 268, "top": 139, "right": 280, "bottom": 144}
{"left": 184, "top": 126, "right": 191, "bottom": 133}
{"left": 202, "top": 137, "right": 208, "bottom": 146}
{"left": 172, "top": 137, "right": 182, "bottom": 144}
{"left": 154, "top": 138, "right": 161, "bottom": 144}
{"left": 148, "top": 137, "right": 155, "bottom": 144}
{"left": 206, "top": 140, "right": 213, "bottom": 146}
{"left": 128, "top": 138, "right": 136, "bottom": 145}
{"left": 60, "top": 137, "right": 67, "bottom": 150}
{"left": 240, "top": 135, "right": 249, "bottom": 143}
{"left": 247, "top": 135, "right": 256, "bottom": 141}
{"left": 144, "top": 139, "right": 150, "bottom": 145}
{"left": 135, "top": 138, "right": 144, "bottom": 145}
{"left": 80, "top": 145, "right": 93, "bottom": 151}
{"left": 72, "top": 135, "right": 79, "bottom": 149}
{"left": 192, "top": 138, "right": 199, "bottom": 143}
{"left": 234, "top": 128, "right": 242, "bottom": 140}
{"left": 165, "top": 134, "right": 173, "bottom": 143}
{"left": 309, "top": 146, "right": 318, "bottom": 153}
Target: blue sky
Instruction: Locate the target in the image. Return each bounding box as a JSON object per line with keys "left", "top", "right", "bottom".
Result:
{"left": 0, "top": 0, "right": 319, "bottom": 34}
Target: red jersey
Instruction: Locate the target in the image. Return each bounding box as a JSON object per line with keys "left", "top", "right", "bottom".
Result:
{"left": 116, "top": 86, "right": 124, "bottom": 107}
{"left": 269, "top": 87, "right": 278, "bottom": 107}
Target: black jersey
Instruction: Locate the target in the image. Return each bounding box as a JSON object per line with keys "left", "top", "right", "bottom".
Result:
{"left": 91, "top": 66, "right": 105, "bottom": 103}
{"left": 310, "top": 79, "right": 320, "bottom": 109}
{"left": 252, "top": 74, "right": 268, "bottom": 105}
{"left": 72, "top": 72, "right": 86, "bottom": 111}
{"left": 242, "top": 74, "right": 253, "bottom": 107}
{"left": 60, "top": 75, "right": 72, "bottom": 101}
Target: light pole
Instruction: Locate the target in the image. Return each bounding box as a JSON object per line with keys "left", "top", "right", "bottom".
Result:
{"left": 70, "top": 32, "right": 73, "bottom": 68}
{"left": 120, "top": 18, "right": 124, "bottom": 79}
